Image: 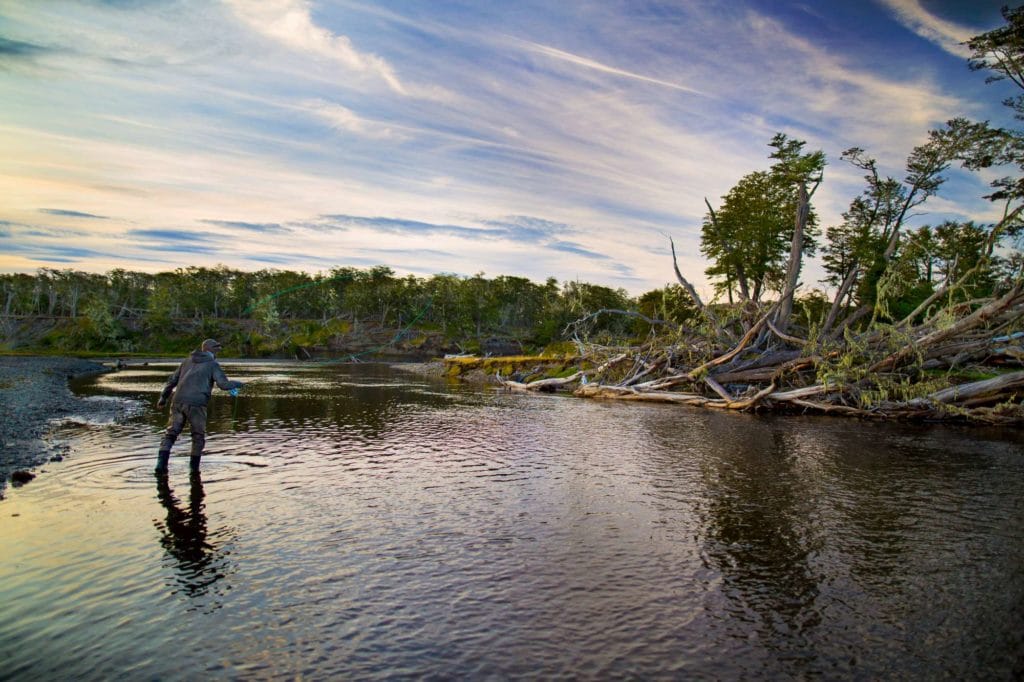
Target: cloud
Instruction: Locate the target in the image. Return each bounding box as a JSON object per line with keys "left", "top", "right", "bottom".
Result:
{"left": 547, "top": 240, "right": 611, "bottom": 260}
{"left": 515, "top": 39, "right": 705, "bottom": 95}
{"left": 876, "top": 0, "right": 974, "bottom": 58}
{"left": 128, "top": 228, "right": 223, "bottom": 243}
{"left": 3, "top": 242, "right": 108, "bottom": 262}
{"left": 300, "top": 99, "right": 404, "bottom": 140}
{"left": 360, "top": 247, "right": 456, "bottom": 259}
{"left": 608, "top": 262, "right": 639, "bottom": 279}
{"left": 735, "top": 9, "right": 967, "bottom": 160}
{"left": 0, "top": 36, "right": 52, "bottom": 64}
{"left": 39, "top": 208, "right": 110, "bottom": 219}
{"left": 22, "top": 227, "right": 90, "bottom": 238}
{"left": 481, "top": 215, "right": 573, "bottom": 242}
{"left": 318, "top": 213, "right": 577, "bottom": 246}
{"left": 246, "top": 252, "right": 340, "bottom": 265}
{"left": 224, "top": 0, "right": 408, "bottom": 94}
{"left": 199, "top": 219, "right": 290, "bottom": 234}
{"left": 318, "top": 214, "right": 486, "bottom": 239}
{"left": 144, "top": 243, "right": 222, "bottom": 255}
{"left": 310, "top": 212, "right": 629, "bottom": 274}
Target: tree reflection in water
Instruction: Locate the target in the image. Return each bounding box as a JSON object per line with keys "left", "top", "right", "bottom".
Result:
{"left": 154, "top": 473, "right": 236, "bottom": 606}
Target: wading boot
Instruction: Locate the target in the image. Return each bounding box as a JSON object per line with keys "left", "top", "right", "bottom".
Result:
{"left": 189, "top": 455, "right": 201, "bottom": 473}
{"left": 155, "top": 450, "right": 170, "bottom": 475}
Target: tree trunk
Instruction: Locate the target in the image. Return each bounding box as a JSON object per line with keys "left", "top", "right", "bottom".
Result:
{"left": 670, "top": 237, "right": 726, "bottom": 338}
{"left": 705, "top": 198, "right": 750, "bottom": 301}
{"left": 821, "top": 263, "right": 860, "bottom": 335}
{"left": 773, "top": 183, "right": 810, "bottom": 335}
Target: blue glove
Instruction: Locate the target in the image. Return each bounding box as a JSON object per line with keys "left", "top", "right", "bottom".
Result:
{"left": 229, "top": 387, "right": 240, "bottom": 397}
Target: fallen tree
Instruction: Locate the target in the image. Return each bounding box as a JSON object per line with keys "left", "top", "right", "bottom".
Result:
{"left": 497, "top": 273, "right": 1024, "bottom": 423}
{"left": 496, "top": 180, "right": 1023, "bottom": 424}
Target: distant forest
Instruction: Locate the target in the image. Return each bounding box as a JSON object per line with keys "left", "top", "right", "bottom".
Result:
{"left": 0, "top": 211, "right": 1015, "bottom": 357}
{"left": 0, "top": 265, "right": 694, "bottom": 354}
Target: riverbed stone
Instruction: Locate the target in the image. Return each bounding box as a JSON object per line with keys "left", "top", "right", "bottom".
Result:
{"left": 10, "top": 470, "right": 35, "bottom": 485}
{"left": 0, "top": 357, "right": 123, "bottom": 498}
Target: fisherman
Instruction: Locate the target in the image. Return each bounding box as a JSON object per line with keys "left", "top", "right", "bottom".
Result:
{"left": 155, "top": 338, "right": 243, "bottom": 474}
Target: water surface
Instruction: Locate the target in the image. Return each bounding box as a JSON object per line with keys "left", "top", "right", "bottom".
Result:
{"left": 1, "top": 361, "right": 1022, "bottom": 679}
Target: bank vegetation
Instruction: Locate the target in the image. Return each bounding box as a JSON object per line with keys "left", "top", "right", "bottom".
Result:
{"left": 499, "top": 10, "right": 1024, "bottom": 425}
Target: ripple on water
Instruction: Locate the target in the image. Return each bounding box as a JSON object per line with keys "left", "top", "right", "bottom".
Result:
{"left": 2, "top": 364, "right": 1023, "bottom": 679}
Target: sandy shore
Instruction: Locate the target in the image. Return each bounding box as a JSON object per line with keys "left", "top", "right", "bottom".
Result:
{"left": 0, "top": 356, "right": 129, "bottom": 499}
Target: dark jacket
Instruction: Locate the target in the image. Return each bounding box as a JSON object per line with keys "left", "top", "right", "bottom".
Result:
{"left": 160, "top": 351, "right": 242, "bottom": 407}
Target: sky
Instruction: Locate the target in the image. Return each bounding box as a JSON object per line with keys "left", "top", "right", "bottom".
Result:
{"left": 0, "top": 0, "right": 1019, "bottom": 296}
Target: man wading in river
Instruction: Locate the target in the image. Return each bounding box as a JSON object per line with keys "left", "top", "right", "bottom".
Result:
{"left": 155, "top": 338, "right": 243, "bottom": 474}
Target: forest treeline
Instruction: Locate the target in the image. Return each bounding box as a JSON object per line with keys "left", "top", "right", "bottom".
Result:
{"left": 0, "top": 197, "right": 1014, "bottom": 357}
{"left": 0, "top": 264, "right": 670, "bottom": 354}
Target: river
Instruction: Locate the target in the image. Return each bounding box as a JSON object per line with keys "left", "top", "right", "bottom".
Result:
{"left": 1, "top": 360, "right": 1022, "bottom": 679}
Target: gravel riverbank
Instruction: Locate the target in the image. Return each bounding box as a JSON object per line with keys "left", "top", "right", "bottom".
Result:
{"left": 0, "top": 356, "right": 130, "bottom": 499}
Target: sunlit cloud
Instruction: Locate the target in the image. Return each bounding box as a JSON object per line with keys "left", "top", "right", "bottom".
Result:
{"left": 736, "top": 10, "right": 967, "bottom": 157}
{"left": 199, "top": 219, "right": 291, "bottom": 234}
{"left": 39, "top": 208, "right": 109, "bottom": 219}
{"left": 876, "top": 0, "right": 973, "bottom": 58}
{"left": 300, "top": 99, "right": 405, "bottom": 140}
{"left": 515, "top": 39, "right": 706, "bottom": 95}
{"left": 548, "top": 241, "right": 612, "bottom": 260}
{"left": 224, "top": 0, "right": 408, "bottom": 94}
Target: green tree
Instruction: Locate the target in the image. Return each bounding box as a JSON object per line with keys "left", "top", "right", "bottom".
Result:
{"left": 251, "top": 296, "right": 280, "bottom": 333}
{"left": 459, "top": 272, "right": 499, "bottom": 337}
{"left": 144, "top": 274, "right": 180, "bottom": 331}
{"left": 964, "top": 5, "right": 1024, "bottom": 203}
{"left": 82, "top": 296, "right": 123, "bottom": 348}
{"left": 701, "top": 134, "right": 824, "bottom": 305}
{"left": 107, "top": 268, "right": 153, "bottom": 318}
{"left": 899, "top": 221, "right": 1003, "bottom": 299}
{"left": 820, "top": 127, "right": 985, "bottom": 332}
{"left": 635, "top": 284, "right": 697, "bottom": 335}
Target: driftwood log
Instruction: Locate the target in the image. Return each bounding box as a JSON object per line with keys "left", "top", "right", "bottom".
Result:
{"left": 496, "top": 210, "right": 1024, "bottom": 424}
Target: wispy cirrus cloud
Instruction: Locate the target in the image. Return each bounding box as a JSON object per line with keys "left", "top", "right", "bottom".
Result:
{"left": 361, "top": 247, "right": 456, "bottom": 259}
{"left": 480, "top": 216, "right": 572, "bottom": 241}
{"left": 318, "top": 215, "right": 481, "bottom": 239}
{"left": 314, "top": 212, "right": 617, "bottom": 263}
{"left": 548, "top": 240, "right": 611, "bottom": 260}
{"left": 515, "top": 39, "right": 706, "bottom": 95}
{"left": 300, "top": 99, "right": 404, "bottom": 140}
{"left": 200, "top": 219, "right": 291, "bottom": 234}
{"left": 246, "top": 252, "right": 348, "bottom": 266}
{"left": 3, "top": 241, "right": 108, "bottom": 263}
{"left": 224, "top": 0, "right": 408, "bottom": 94}
{"left": 39, "top": 208, "right": 109, "bottom": 219}
{"left": 0, "top": 36, "right": 54, "bottom": 66}
{"left": 318, "top": 213, "right": 581, "bottom": 246}
{"left": 876, "top": 0, "right": 973, "bottom": 58}
{"left": 22, "top": 227, "right": 90, "bottom": 238}
{"left": 128, "top": 228, "right": 223, "bottom": 243}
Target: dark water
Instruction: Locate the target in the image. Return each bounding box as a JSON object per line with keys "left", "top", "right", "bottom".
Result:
{"left": 1, "top": 361, "right": 1022, "bottom": 679}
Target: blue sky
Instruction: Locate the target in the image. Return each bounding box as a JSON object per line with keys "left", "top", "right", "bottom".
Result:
{"left": 0, "top": 0, "right": 1017, "bottom": 295}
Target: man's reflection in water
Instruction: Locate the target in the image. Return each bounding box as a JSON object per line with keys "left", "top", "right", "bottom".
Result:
{"left": 154, "top": 473, "right": 235, "bottom": 603}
